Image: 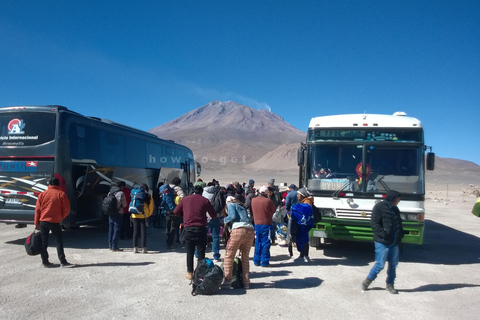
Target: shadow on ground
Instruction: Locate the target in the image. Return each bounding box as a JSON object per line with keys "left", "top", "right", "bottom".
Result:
{"left": 318, "top": 219, "right": 480, "bottom": 266}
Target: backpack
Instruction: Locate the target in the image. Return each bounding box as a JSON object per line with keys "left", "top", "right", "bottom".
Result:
{"left": 312, "top": 204, "right": 322, "bottom": 224}
{"left": 191, "top": 258, "right": 224, "bottom": 296}
{"left": 129, "top": 188, "right": 147, "bottom": 214}
{"left": 102, "top": 190, "right": 120, "bottom": 216}
{"left": 159, "top": 184, "right": 176, "bottom": 211}
{"left": 25, "top": 231, "right": 42, "bottom": 256}
{"left": 230, "top": 257, "right": 244, "bottom": 289}
{"left": 212, "top": 189, "right": 226, "bottom": 213}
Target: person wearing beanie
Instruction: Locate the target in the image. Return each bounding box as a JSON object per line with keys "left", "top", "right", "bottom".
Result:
{"left": 291, "top": 187, "right": 314, "bottom": 261}
{"left": 297, "top": 187, "right": 313, "bottom": 206}
{"left": 244, "top": 179, "right": 256, "bottom": 213}
{"left": 362, "top": 190, "right": 404, "bottom": 294}
{"left": 251, "top": 185, "right": 276, "bottom": 267}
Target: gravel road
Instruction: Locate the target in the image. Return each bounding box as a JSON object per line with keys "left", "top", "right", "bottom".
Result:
{"left": 1, "top": 189, "right": 479, "bottom": 320}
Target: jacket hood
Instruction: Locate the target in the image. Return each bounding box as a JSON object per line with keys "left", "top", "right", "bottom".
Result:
{"left": 203, "top": 185, "right": 218, "bottom": 194}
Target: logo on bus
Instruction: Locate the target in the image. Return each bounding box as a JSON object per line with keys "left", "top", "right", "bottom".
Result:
{"left": 7, "top": 119, "right": 25, "bottom": 134}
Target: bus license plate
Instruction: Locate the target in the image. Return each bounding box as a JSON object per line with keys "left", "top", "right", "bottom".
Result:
{"left": 5, "top": 198, "right": 20, "bottom": 204}
{"left": 313, "top": 230, "right": 327, "bottom": 238}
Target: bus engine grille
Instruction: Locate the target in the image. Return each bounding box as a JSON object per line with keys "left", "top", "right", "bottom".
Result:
{"left": 336, "top": 209, "right": 372, "bottom": 220}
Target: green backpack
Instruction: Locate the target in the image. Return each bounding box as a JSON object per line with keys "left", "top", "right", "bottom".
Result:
{"left": 230, "top": 257, "right": 244, "bottom": 289}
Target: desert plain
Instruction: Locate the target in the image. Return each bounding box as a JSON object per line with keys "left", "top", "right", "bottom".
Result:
{"left": 1, "top": 170, "right": 480, "bottom": 320}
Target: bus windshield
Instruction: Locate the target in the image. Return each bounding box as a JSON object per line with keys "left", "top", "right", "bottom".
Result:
{"left": 0, "top": 112, "right": 56, "bottom": 147}
{"left": 306, "top": 144, "right": 425, "bottom": 195}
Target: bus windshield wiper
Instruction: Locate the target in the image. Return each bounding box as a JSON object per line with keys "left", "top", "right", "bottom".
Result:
{"left": 373, "top": 174, "right": 390, "bottom": 191}
{"left": 332, "top": 176, "right": 355, "bottom": 199}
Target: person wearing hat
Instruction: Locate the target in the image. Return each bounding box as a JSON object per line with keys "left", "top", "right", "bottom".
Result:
{"left": 285, "top": 184, "right": 298, "bottom": 258}
{"left": 362, "top": 190, "right": 404, "bottom": 294}
{"left": 251, "top": 186, "right": 276, "bottom": 267}
{"left": 285, "top": 184, "right": 298, "bottom": 213}
{"left": 244, "top": 179, "right": 256, "bottom": 213}
{"left": 291, "top": 187, "right": 314, "bottom": 261}
{"left": 297, "top": 187, "right": 313, "bottom": 206}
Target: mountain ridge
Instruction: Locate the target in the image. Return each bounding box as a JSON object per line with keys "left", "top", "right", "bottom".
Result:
{"left": 149, "top": 100, "right": 480, "bottom": 184}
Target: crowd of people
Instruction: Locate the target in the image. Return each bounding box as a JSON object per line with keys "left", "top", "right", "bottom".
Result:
{"left": 34, "top": 176, "right": 404, "bottom": 294}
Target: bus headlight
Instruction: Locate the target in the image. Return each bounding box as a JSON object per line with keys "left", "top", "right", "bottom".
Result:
{"left": 400, "top": 213, "right": 420, "bottom": 221}
{"left": 321, "top": 209, "right": 335, "bottom": 217}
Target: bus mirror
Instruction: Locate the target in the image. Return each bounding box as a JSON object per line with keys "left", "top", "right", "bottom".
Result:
{"left": 297, "top": 148, "right": 304, "bottom": 166}
{"left": 426, "top": 152, "right": 435, "bottom": 170}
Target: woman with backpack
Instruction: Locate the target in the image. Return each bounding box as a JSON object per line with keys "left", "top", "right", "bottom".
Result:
{"left": 131, "top": 184, "right": 154, "bottom": 253}
{"left": 222, "top": 196, "right": 255, "bottom": 289}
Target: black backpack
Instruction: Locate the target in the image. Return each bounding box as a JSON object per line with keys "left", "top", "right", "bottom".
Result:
{"left": 102, "top": 190, "right": 120, "bottom": 216}
{"left": 212, "top": 189, "right": 226, "bottom": 213}
{"left": 230, "top": 257, "right": 244, "bottom": 289}
{"left": 25, "top": 231, "right": 42, "bottom": 256}
{"left": 191, "top": 258, "right": 224, "bottom": 296}
{"left": 312, "top": 204, "right": 322, "bottom": 224}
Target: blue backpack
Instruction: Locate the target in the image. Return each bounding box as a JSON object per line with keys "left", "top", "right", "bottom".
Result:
{"left": 160, "top": 184, "right": 176, "bottom": 211}
{"left": 129, "top": 188, "right": 147, "bottom": 214}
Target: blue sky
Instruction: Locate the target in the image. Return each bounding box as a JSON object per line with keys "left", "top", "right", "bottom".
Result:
{"left": 1, "top": 1, "right": 479, "bottom": 164}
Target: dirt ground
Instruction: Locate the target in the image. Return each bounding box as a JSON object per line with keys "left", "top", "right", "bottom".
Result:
{"left": 1, "top": 182, "right": 480, "bottom": 320}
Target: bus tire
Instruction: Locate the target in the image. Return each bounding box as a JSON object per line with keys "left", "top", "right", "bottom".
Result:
{"left": 309, "top": 237, "right": 322, "bottom": 248}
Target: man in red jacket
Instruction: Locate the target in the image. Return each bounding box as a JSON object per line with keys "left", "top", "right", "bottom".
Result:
{"left": 34, "top": 177, "right": 73, "bottom": 268}
{"left": 174, "top": 185, "right": 217, "bottom": 280}
{"left": 251, "top": 186, "right": 276, "bottom": 267}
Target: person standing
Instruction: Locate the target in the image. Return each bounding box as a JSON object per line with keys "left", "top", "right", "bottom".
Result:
{"left": 291, "top": 187, "right": 314, "bottom": 261}
{"left": 285, "top": 184, "right": 298, "bottom": 214}
{"left": 202, "top": 182, "right": 222, "bottom": 261}
{"left": 131, "top": 184, "right": 154, "bottom": 254}
{"left": 174, "top": 185, "right": 217, "bottom": 280}
{"left": 362, "top": 190, "right": 404, "bottom": 294}
{"left": 244, "top": 179, "right": 256, "bottom": 213}
{"left": 223, "top": 196, "right": 255, "bottom": 289}
{"left": 120, "top": 183, "right": 132, "bottom": 240}
{"left": 171, "top": 177, "right": 186, "bottom": 246}
{"left": 108, "top": 181, "right": 128, "bottom": 252}
{"left": 251, "top": 186, "right": 276, "bottom": 267}
{"left": 34, "top": 177, "right": 73, "bottom": 268}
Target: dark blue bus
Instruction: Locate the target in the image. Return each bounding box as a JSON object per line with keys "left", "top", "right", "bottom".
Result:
{"left": 0, "top": 105, "right": 198, "bottom": 228}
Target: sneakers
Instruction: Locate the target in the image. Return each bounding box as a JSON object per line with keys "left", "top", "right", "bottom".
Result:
{"left": 386, "top": 284, "right": 398, "bottom": 294}
{"left": 142, "top": 248, "right": 147, "bottom": 254}
{"left": 167, "top": 245, "right": 177, "bottom": 250}
{"left": 133, "top": 247, "right": 139, "bottom": 253}
{"left": 43, "top": 262, "right": 55, "bottom": 268}
{"left": 60, "top": 262, "right": 75, "bottom": 268}
{"left": 303, "top": 256, "right": 310, "bottom": 263}
{"left": 361, "top": 278, "right": 372, "bottom": 291}
{"left": 111, "top": 248, "right": 123, "bottom": 252}
{"left": 186, "top": 272, "right": 193, "bottom": 280}
{"left": 221, "top": 280, "right": 232, "bottom": 289}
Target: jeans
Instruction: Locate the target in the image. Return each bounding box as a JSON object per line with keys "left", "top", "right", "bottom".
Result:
{"left": 208, "top": 218, "right": 220, "bottom": 259}
{"left": 165, "top": 214, "right": 180, "bottom": 246}
{"left": 253, "top": 224, "right": 272, "bottom": 267}
{"left": 39, "top": 221, "right": 67, "bottom": 264}
{"left": 184, "top": 226, "right": 207, "bottom": 273}
{"left": 108, "top": 214, "right": 123, "bottom": 250}
{"left": 367, "top": 241, "right": 400, "bottom": 285}
{"left": 132, "top": 218, "right": 147, "bottom": 248}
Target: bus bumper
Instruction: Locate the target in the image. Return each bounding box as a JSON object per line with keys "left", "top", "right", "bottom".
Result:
{"left": 0, "top": 209, "right": 35, "bottom": 225}
{"left": 309, "top": 219, "right": 424, "bottom": 245}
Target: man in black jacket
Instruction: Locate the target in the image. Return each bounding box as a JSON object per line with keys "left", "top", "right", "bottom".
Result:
{"left": 362, "top": 190, "right": 404, "bottom": 294}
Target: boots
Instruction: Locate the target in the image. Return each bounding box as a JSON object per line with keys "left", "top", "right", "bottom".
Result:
{"left": 133, "top": 247, "right": 139, "bottom": 253}
{"left": 386, "top": 283, "right": 398, "bottom": 294}
{"left": 142, "top": 247, "right": 147, "bottom": 254}
{"left": 361, "top": 278, "right": 372, "bottom": 291}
